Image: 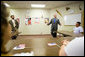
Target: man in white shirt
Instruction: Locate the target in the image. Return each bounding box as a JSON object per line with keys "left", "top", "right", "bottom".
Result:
{"left": 59, "top": 36, "right": 84, "bottom": 56}
{"left": 73, "top": 22, "right": 83, "bottom": 37}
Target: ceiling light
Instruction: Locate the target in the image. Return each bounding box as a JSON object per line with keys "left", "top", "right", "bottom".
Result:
{"left": 31, "top": 4, "right": 45, "bottom": 8}
{"left": 4, "top": 3, "right": 10, "bottom": 7}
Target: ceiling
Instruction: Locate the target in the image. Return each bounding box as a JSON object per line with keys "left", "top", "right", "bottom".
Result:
{"left": 4, "top": 1, "right": 82, "bottom": 9}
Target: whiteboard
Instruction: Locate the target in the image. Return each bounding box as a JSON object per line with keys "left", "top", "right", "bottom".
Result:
{"left": 64, "top": 13, "right": 81, "bottom": 25}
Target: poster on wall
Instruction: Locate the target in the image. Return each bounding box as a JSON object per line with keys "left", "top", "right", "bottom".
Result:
{"left": 25, "top": 17, "right": 31, "bottom": 25}
{"left": 25, "top": 18, "right": 28, "bottom": 25}
{"left": 44, "top": 18, "right": 49, "bottom": 24}
{"left": 28, "top": 18, "right": 31, "bottom": 25}
{"left": 35, "top": 17, "right": 40, "bottom": 24}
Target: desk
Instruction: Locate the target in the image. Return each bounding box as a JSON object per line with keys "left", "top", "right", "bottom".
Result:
{"left": 58, "top": 31, "right": 74, "bottom": 37}
{"left": 3, "top": 35, "right": 74, "bottom": 56}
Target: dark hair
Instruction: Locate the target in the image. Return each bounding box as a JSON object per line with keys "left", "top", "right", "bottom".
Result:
{"left": 77, "top": 22, "right": 81, "bottom": 25}
{"left": 1, "top": 2, "right": 9, "bottom": 50}
{"left": 10, "top": 15, "right": 14, "bottom": 17}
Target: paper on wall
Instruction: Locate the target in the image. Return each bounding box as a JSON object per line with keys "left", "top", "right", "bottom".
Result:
{"left": 35, "top": 17, "right": 40, "bottom": 24}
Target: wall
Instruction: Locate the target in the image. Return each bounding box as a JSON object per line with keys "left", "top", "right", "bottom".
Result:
{"left": 9, "top": 9, "right": 51, "bottom": 35}
{"left": 9, "top": 2, "right": 84, "bottom": 35}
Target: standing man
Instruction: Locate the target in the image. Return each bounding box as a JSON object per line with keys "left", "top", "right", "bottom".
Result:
{"left": 9, "top": 15, "right": 19, "bottom": 39}
{"left": 47, "top": 14, "right": 61, "bottom": 38}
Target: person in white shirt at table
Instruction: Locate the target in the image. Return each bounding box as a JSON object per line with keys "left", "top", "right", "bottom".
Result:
{"left": 59, "top": 36, "right": 84, "bottom": 56}
{"left": 73, "top": 22, "right": 83, "bottom": 37}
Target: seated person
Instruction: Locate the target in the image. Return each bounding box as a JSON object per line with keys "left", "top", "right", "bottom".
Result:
{"left": 59, "top": 36, "right": 84, "bottom": 56}
{"left": 73, "top": 22, "right": 84, "bottom": 37}
{"left": 1, "top": 2, "right": 13, "bottom": 56}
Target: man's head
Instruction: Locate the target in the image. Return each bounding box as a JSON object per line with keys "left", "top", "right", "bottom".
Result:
{"left": 76, "top": 22, "right": 81, "bottom": 27}
{"left": 53, "top": 14, "right": 57, "bottom": 18}
{"left": 10, "top": 15, "right": 15, "bottom": 19}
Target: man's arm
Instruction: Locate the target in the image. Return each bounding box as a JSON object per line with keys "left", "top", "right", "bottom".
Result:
{"left": 58, "top": 19, "right": 61, "bottom": 26}
{"left": 47, "top": 19, "right": 52, "bottom": 25}
{"left": 59, "top": 45, "right": 67, "bottom": 56}
{"left": 80, "top": 27, "right": 84, "bottom": 34}
{"left": 15, "top": 20, "right": 19, "bottom": 29}
{"left": 59, "top": 40, "right": 69, "bottom": 56}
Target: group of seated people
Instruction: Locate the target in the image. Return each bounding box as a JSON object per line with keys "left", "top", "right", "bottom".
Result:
{"left": 1, "top": 2, "right": 84, "bottom": 56}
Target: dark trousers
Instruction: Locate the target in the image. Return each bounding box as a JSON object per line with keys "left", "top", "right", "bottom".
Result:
{"left": 11, "top": 30, "right": 18, "bottom": 40}
{"left": 51, "top": 31, "right": 57, "bottom": 38}
{"left": 11, "top": 35, "right": 17, "bottom": 40}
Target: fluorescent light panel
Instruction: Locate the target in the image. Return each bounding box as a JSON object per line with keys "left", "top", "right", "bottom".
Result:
{"left": 31, "top": 4, "right": 45, "bottom": 8}
{"left": 4, "top": 3, "right": 10, "bottom": 7}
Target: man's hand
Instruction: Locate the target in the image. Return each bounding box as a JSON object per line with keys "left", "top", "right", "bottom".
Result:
{"left": 60, "top": 24, "right": 62, "bottom": 26}
{"left": 61, "top": 40, "right": 69, "bottom": 46}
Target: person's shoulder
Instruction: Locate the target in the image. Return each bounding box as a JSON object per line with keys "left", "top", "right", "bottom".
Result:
{"left": 79, "top": 26, "right": 83, "bottom": 28}
{"left": 66, "top": 36, "right": 84, "bottom": 47}
{"left": 56, "top": 18, "right": 59, "bottom": 20}
{"left": 73, "top": 36, "right": 84, "bottom": 41}
{"left": 56, "top": 18, "right": 59, "bottom": 19}
{"left": 78, "top": 26, "right": 83, "bottom": 29}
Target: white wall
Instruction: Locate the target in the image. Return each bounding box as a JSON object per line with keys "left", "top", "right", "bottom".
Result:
{"left": 9, "top": 9, "right": 51, "bottom": 35}
{"left": 9, "top": 2, "right": 84, "bottom": 35}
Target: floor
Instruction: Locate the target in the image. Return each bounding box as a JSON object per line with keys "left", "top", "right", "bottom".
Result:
{"left": 8, "top": 35, "right": 74, "bottom": 56}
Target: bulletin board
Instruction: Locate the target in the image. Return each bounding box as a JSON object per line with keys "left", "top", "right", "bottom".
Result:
{"left": 64, "top": 13, "right": 81, "bottom": 25}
